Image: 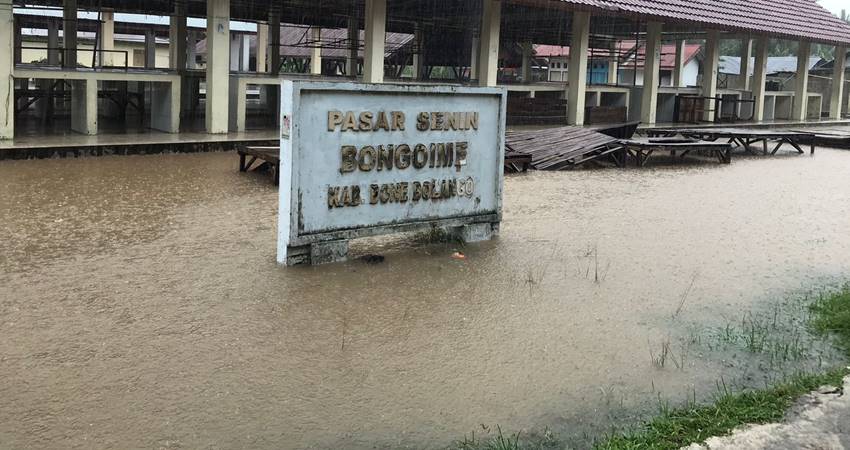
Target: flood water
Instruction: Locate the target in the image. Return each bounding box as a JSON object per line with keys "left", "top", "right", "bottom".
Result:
{"left": 2, "top": 143, "right": 850, "bottom": 449}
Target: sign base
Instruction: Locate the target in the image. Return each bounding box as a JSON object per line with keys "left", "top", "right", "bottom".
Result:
{"left": 285, "top": 223, "right": 498, "bottom": 266}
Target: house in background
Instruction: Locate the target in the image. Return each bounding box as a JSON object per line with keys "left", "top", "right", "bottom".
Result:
{"left": 617, "top": 42, "right": 701, "bottom": 87}
{"left": 536, "top": 42, "right": 701, "bottom": 86}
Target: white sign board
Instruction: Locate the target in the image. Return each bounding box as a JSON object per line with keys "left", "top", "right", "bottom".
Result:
{"left": 277, "top": 81, "right": 506, "bottom": 265}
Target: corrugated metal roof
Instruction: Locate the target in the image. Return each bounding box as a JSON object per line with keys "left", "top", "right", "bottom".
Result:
{"left": 719, "top": 55, "right": 823, "bottom": 75}
{"left": 554, "top": 0, "right": 850, "bottom": 45}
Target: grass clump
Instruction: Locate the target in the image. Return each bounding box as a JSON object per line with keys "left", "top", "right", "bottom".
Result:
{"left": 810, "top": 288, "right": 850, "bottom": 358}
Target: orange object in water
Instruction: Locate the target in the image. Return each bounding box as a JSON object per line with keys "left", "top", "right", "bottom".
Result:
{"left": 451, "top": 252, "right": 466, "bottom": 260}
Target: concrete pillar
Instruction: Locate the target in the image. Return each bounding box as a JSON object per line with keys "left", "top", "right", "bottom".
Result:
{"left": 752, "top": 36, "right": 769, "bottom": 122}
{"left": 641, "top": 22, "right": 663, "bottom": 125}
{"left": 830, "top": 46, "right": 847, "bottom": 119}
{"left": 71, "top": 80, "right": 97, "bottom": 135}
{"left": 47, "top": 19, "right": 60, "bottom": 65}
{"left": 477, "top": 0, "right": 501, "bottom": 87}
{"left": 310, "top": 27, "right": 322, "bottom": 75}
{"left": 793, "top": 40, "right": 812, "bottom": 121}
{"left": 187, "top": 30, "right": 198, "bottom": 69}
{"left": 673, "top": 40, "right": 686, "bottom": 87}
{"left": 13, "top": 15, "right": 20, "bottom": 64}
{"left": 1, "top": 0, "right": 14, "bottom": 139}
{"left": 607, "top": 47, "right": 618, "bottom": 85}
{"left": 206, "top": 0, "right": 230, "bottom": 134}
{"left": 567, "top": 11, "right": 590, "bottom": 125}
{"left": 362, "top": 0, "right": 386, "bottom": 83}
{"left": 702, "top": 30, "right": 720, "bottom": 121}
{"left": 100, "top": 9, "right": 115, "bottom": 67}
{"left": 150, "top": 80, "right": 181, "bottom": 133}
{"left": 268, "top": 11, "right": 281, "bottom": 75}
{"left": 230, "top": 34, "right": 250, "bottom": 71}
{"left": 521, "top": 40, "right": 534, "bottom": 83}
{"left": 410, "top": 23, "right": 422, "bottom": 79}
{"left": 145, "top": 29, "right": 156, "bottom": 69}
{"left": 256, "top": 23, "right": 268, "bottom": 73}
{"left": 170, "top": 2, "right": 187, "bottom": 70}
{"left": 63, "top": 0, "right": 78, "bottom": 68}
{"left": 470, "top": 33, "right": 479, "bottom": 80}
{"left": 739, "top": 39, "right": 752, "bottom": 91}
{"left": 346, "top": 15, "right": 359, "bottom": 77}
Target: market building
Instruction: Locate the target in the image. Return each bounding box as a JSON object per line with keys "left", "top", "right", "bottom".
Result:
{"left": 1, "top": 0, "right": 849, "bottom": 142}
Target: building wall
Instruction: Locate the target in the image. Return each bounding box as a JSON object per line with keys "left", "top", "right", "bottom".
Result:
{"left": 20, "top": 39, "right": 171, "bottom": 69}
{"left": 618, "top": 60, "right": 698, "bottom": 87}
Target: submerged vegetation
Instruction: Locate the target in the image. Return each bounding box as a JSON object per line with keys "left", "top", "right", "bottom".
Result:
{"left": 449, "top": 286, "right": 850, "bottom": 450}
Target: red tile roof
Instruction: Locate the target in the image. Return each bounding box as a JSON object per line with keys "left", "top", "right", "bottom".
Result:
{"left": 554, "top": 0, "right": 850, "bottom": 45}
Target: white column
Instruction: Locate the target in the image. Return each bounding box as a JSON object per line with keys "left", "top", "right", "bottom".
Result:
{"left": 169, "top": 2, "right": 187, "bottom": 70}
{"left": 145, "top": 29, "right": 156, "bottom": 69}
{"left": 187, "top": 30, "right": 198, "bottom": 69}
{"left": 477, "top": 0, "right": 501, "bottom": 87}
{"left": 256, "top": 23, "right": 268, "bottom": 73}
{"left": 641, "top": 22, "right": 662, "bottom": 124}
{"left": 310, "top": 27, "right": 322, "bottom": 75}
{"left": 470, "top": 33, "right": 479, "bottom": 80}
{"left": 241, "top": 35, "right": 250, "bottom": 71}
{"left": 567, "top": 11, "right": 590, "bottom": 126}
{"left": 607, "top": 47, "right": 618, "bottom": 85}
{"left": 151, "top": 79, "right": 181, "bottom": 133}
{"left": 63, "top": 0, "right": 78, "bottom": 68}
{"left": 521, "top": 40, "right": 533, "bottom": 83}
{"left": 70, "top": 79, "right": 97, "bottom": 135}
{"left": 739, "top": 39, "right": 752, "bottom": 91}
{"left": 99, "top": 9, "right": 115, "bottom": 67}
{"left": 830, "top": 46, "right": 847, "bottom": 119}
{"left": 268, "top": 11, "right": 280, "bottom": 75}
{"left": 346, "top": 15, "right": 358, "bottom": 77}
{"left": 672, "top": 40, "right": 686, "bottom": 87}
{"left": 362, "top": 0, "right": 387, "bottom": 83}
{"left": 206, "top": 0, "right": 230, "bottom": 134}
{"left": 752, "top": 36, "right": 769, "bottom": 122}
{"left": 702, "top": 30, "right": 720, "bottom": 121}
{"left": 792, "top": 40, "right": 811, "bottom": 121}
{"left": 0, "top": 0, "right": 14, "bottom": 139}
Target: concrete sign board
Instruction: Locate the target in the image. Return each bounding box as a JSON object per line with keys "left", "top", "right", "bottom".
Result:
{"left": 277, "top": 81, "right": 507, "bottom": 265}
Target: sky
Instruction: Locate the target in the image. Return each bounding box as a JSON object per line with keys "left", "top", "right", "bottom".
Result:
{"left": 818, "top": 0, "right": 846, "bottom": 17}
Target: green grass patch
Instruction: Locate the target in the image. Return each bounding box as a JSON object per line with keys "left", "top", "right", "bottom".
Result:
{"left": 593, "top": 369, "right": 848, "bottom": 450}
{"left": 450, "top": 286, "right": 850, "bottom": 450}
{"left": 594, "top": 285, "right": 850, "bottom": 450}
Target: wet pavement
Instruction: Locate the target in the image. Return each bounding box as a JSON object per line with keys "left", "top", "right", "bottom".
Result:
{"left": 2, "top": 145, "right": 850, "bottom": 449}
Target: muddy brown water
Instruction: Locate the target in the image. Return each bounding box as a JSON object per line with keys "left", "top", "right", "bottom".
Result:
{"left": 2, "top": 146, "right": 850, "bottom": 449}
